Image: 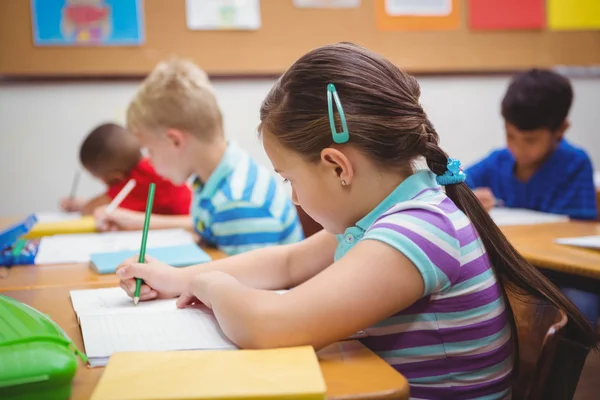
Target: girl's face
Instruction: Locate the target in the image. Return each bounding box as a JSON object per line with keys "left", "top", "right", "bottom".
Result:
{"left": 262, "top": 131, "right": 351, "bottom": 234}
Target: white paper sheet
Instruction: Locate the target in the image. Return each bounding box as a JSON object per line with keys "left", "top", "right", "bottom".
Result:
{"left": 385, "top": 0, "right": 451, "bottom": 16}
{"left": 293, "top": 0, "right": 360, "bottom": 8}
{"left": 555, "top": 235, "right": 600, "bottom": 250}
{"left": 34, "top": 211, "right": 81, "bottom": 223}
{"left": 489, "top": 208, "right": 569, "bottom": 227}
{"left": 186, "top": 0, "right": 261, "bottom": 30}
{"left": 71, "top": 288, "right": 236, "bottom": 367}
{"left": 35, "top": 229, "right": 195, "bottom": 264}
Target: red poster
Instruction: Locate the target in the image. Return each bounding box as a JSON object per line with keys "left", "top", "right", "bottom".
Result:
{"left": 469, "top": 0, "right": 545, "bottom": 30}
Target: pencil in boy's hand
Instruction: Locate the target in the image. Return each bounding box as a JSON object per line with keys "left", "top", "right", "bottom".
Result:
{"left": 134, "top": 183, "right": 156, "bottom": 305}
{"left": 106, "top": 179, "right": 137, "bottom": 214}
{"left": 69, "top": 170, "right": 81, "bottom": 200}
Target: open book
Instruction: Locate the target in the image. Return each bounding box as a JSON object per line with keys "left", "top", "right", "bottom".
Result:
{"left": 70, "top": 287, "right": 236, "bottom": 367}
{"left": 72, "top": 287, "right": 368, "bottom": 368}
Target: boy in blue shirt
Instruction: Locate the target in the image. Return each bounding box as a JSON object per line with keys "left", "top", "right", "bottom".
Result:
{"left": 466, "top": 69, "right": 597, "bottom": 220}
{"left": 466, "top": 69, "right": 599, "bottom": 327}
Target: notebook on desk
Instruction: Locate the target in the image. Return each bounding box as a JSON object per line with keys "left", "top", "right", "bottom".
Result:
{"left": 36, "top": 228, "right": 195, "bottom": 264}
{"left": 489, "top": 207, "right": 570, "bottom": 227}
{"left": 89, "top": 244, "right": 211, "bottom": 274}
{"left": 70, "top": 287, "right": 236, "bottom": 367}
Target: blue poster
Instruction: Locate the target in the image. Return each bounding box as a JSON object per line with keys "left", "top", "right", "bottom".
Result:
{"left": 31, "top": 0, "right": 144, "bottom": 46}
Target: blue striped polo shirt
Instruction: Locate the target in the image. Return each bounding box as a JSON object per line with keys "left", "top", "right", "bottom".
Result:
{"left": 191, "top": 142, "right": 303, "bottom": 255}
{"left": 336, "top": 171, "right": 514, "bottom": 400}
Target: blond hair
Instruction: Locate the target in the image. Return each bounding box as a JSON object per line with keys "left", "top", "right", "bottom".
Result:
{"left": 127, "top": 59, "right": 223, "bottom": 141}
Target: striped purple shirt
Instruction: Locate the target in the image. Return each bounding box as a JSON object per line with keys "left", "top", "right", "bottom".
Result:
{"left": 335, "top": 171, "right": 513, "bottom": 400}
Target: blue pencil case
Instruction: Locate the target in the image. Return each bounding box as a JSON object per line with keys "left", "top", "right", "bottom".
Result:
{"left": 0, "top": 215, "right": 39, "bottom": 267}
{"left": 0, "top": 240, "right": 40, "bottom": 267}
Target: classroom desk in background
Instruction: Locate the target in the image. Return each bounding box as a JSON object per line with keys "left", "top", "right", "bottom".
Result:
{"left": 501, "top": 221, "right": 600, "bottom": 279}
{"left": 4, "top": 285, "right": 410, "bottom": 400}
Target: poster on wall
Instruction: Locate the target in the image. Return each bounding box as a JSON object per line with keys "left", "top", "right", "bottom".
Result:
{"left": 385, "top": 0, "right": 452, "bottom": 16}
{"left": 547, "top": 0, "right": 600, "bottom": 31}
{"left": 469, "top": 0, "right": 545, "bottom": 30}
{"left": 186, "top": 0, "right": 261, "bottom": 30}
{"left": 31, "top": 0, "right": 144, "bottom": 46}
{"left": 375, "top": 0, "right": 460, "bottom": 31}
{"left": 293, "top": 0, "right": 360, "bottom": 8}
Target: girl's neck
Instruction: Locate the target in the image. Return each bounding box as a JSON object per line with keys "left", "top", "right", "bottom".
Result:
{"left": 347, "top": 166, "right": 411, "bottom": 227}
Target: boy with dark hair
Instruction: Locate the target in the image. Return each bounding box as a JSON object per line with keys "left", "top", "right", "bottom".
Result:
{"left": 466, "top": 68, "right": 597, "bottom": 220}
{"left": 466, "top": 69, "right": 599, "bottom": 328}
{"left": 61, "top": 122, "right": 191, "bottom": 215}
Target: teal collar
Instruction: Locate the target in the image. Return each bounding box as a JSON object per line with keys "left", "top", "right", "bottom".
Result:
{"left": 193, "top": 142, "right": 242, "bottom": 200}
{"left": 355, "top": 170, "right": 440, "bottom": 231}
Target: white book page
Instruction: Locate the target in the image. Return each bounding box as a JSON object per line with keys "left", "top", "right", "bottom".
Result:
{"left": 36, "top": 229, "right": 194, "bottom": 264}
{"left": 71, "top": 287, "right": 236, "bottom": 363}
{"left": 489, "top": 208, "right": 569, "bottom": 227}
{"left": 70, "top": 287, "right": 177, "bottom": 317}
{"left": 80, "top": 308, "right": 236, "bottom": 360}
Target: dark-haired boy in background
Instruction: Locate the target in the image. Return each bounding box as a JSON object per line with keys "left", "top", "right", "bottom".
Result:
{"left": 60, "top": 123, "right": 191, "bottom": 216}
{"left": 466, "top": 69, "right": 599, "bottom": 327}
{"left": 466, "top": 69, "right": 597, "bottom": 220}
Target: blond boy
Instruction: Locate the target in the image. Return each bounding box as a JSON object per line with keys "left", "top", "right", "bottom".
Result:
{"left": 97, "top": 59, "right": 303, "bottom": 255}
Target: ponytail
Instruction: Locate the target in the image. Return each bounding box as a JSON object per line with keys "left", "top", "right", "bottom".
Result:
{"left": 422, "top": 124, "right": 599, "bottom": 352}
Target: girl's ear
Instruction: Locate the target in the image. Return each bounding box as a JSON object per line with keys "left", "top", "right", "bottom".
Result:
{"left": 320, "top": 147, "right": 354, "bottom": 186}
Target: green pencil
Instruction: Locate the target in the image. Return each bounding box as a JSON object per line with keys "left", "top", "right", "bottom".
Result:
{"left": 133, "top": 183, "right": 156, "bottom": 305}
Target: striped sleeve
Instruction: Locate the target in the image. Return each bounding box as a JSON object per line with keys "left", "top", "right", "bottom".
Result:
{"left": 363, "top": 209, "right": 461, "bottom": 296}
{"left": 210, "top": 200, "right": 286, "bottom": 256}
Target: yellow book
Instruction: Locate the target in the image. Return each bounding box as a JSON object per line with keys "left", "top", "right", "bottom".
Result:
{"left": 91, "top": 346, "right": 327, "bottom": 400}
{"left": 23, "top": 216, "right": 96, "bottom": 238}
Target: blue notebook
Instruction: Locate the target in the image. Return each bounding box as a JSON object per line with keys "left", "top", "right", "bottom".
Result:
{"left": 89, "top": 244, "right": 212, "bottom": 274}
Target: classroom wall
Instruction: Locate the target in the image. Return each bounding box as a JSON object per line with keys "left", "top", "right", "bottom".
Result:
{"left": 1, "top": 75, "right": 599, "bottom": 217}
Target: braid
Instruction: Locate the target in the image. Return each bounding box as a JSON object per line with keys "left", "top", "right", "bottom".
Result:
{"left": 420, "top": 120, "right": 448, "bottom": 176}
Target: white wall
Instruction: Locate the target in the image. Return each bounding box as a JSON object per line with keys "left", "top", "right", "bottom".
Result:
{"left": 1, "top": 76, "right": 599, "bottom": 217}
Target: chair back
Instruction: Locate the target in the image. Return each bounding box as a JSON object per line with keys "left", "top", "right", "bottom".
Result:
{"left": 509, "top": 295, "right": 589, "bottom": 400}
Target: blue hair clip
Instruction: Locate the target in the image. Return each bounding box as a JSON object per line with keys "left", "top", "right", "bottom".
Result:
{"left": 327, "top": 83, "right": 350, "bottom": 144}
{"left": 436, "top": 158, "right": 467, "bottom": 186}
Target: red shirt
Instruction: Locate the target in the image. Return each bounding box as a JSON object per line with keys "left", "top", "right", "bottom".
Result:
{"left": 106, "top": 159, "right": 191, "bottom": 215}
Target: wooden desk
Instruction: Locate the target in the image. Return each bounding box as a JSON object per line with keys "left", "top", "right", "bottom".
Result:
{"left": 501, "top": 221, "right": 600, "bottom": 279}
{"left": 0, "top": 247, "right": 226, "bottom": 292}
{"left": 4, "top": 286, "right": 409, "bottom": 400}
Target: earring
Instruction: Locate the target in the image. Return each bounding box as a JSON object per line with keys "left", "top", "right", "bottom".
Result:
{"left": 341, "top": 180, "right": 347, "bottom": 186}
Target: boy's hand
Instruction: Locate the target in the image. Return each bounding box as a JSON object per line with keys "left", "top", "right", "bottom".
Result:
{"left": 116, "top": 255, "right": 186, "bottom": 302}
{"left": 60, "top": 197, "right": 84, "bottom": 212}
{"left": 472, "top": 187, "right": 496, "bottom": 211}
{"left": 94, "top": 206, "right": 145, "bottom": 231}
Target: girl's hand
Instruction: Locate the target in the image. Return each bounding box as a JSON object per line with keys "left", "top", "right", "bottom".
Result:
{"left": 176, "top": 271, "right": 240, "bottom": 309}
{"left": 94, "top": 206, "right": 146, "bottom": 232}
{"left": 116, "top": 256, "right": 187, "bottom": 301}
